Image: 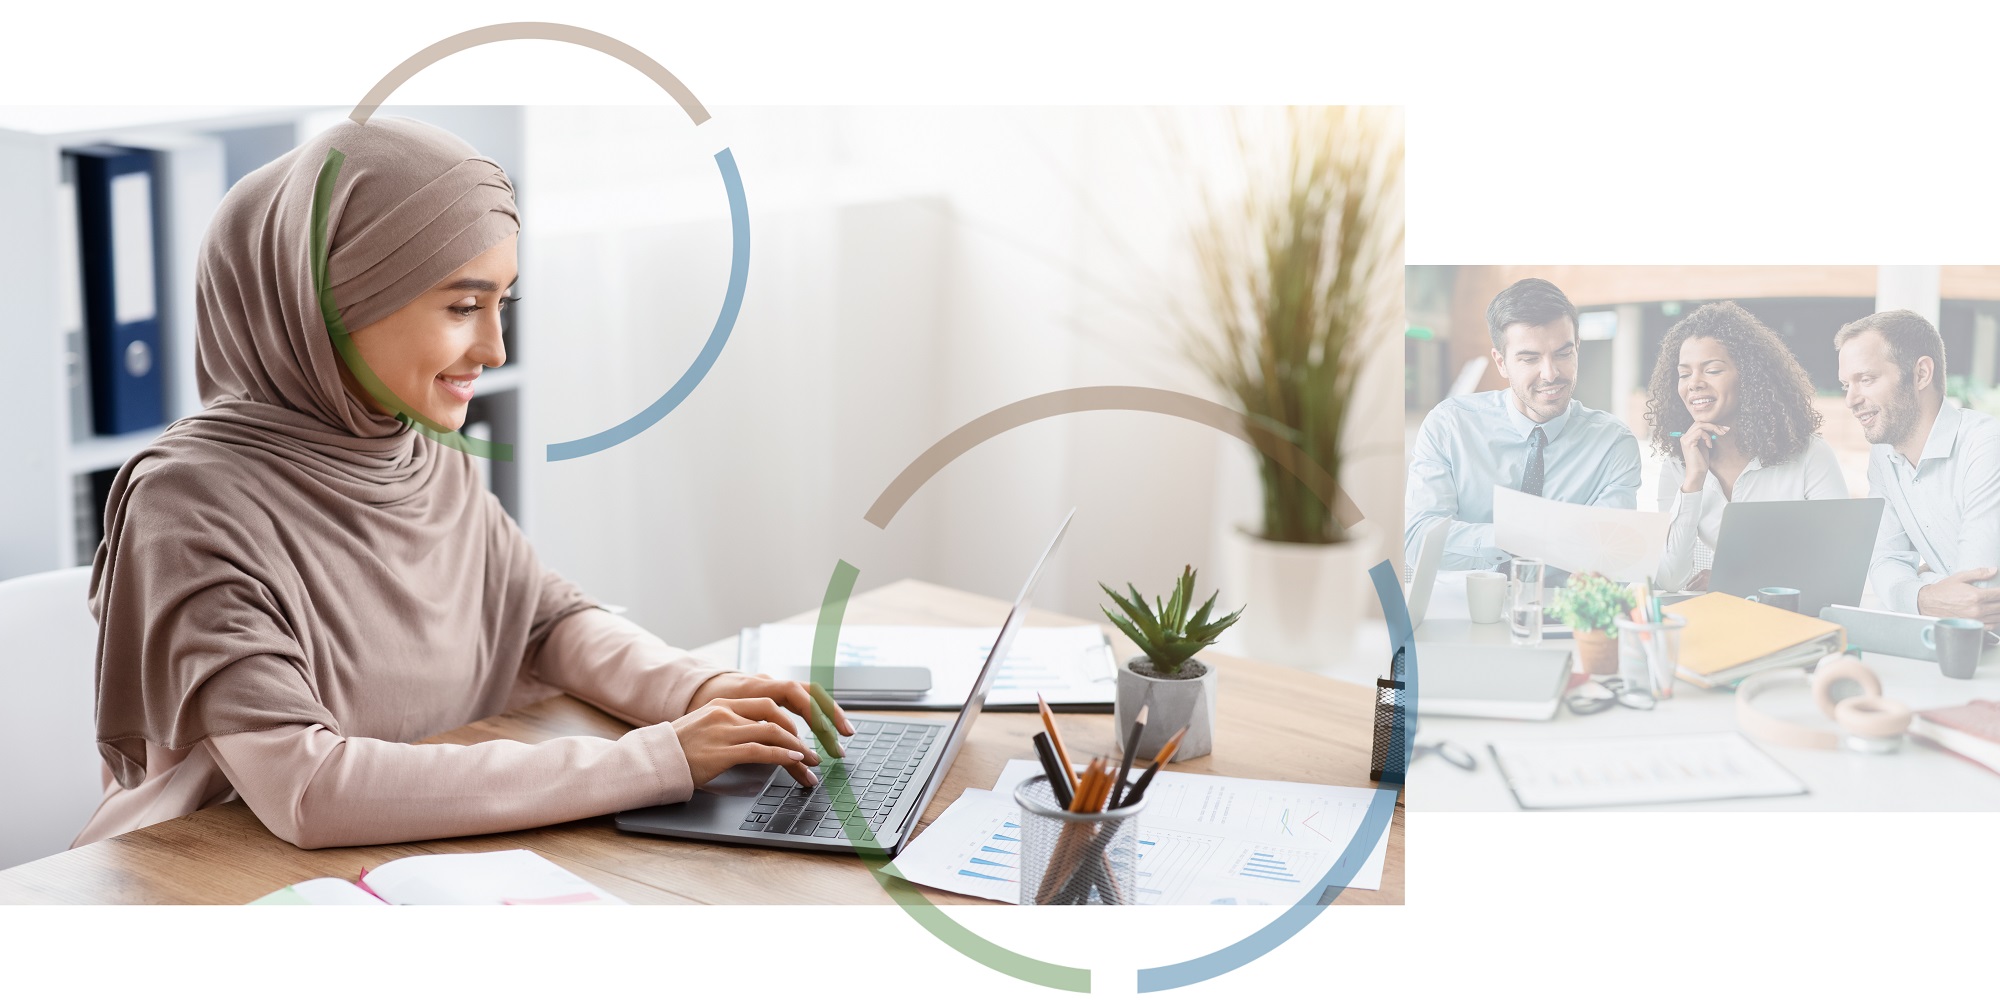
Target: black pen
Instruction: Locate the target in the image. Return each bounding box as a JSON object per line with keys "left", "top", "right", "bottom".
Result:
{"left": 1032, "top": 732, "right": 1073, "bottom": 808}
{"left": 1113, "top": 704, "right": 1147, "bottom": 808}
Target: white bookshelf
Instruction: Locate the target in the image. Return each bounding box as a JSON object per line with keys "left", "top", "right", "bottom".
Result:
{"left": 0, "top": 105, "right": 535, "bottom": 581}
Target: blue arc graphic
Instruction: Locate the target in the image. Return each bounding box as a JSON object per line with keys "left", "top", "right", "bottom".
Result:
{"left": 545, "top": 147, "right": 750, "bottom": 461}
{"left": 1134, "top": 560, "right": 1414, "bottom": 991}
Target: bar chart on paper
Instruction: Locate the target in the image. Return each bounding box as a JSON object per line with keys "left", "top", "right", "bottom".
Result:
{"left": 886, "top": 766, "right": 1392, "bottom": 905}
{"left": 955, "top": 819, "right": 1022, "bottom": 885}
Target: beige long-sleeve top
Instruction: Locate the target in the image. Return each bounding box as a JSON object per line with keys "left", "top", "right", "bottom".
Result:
{"left": 71, "top": 608, "right": 727, "bottom": 850}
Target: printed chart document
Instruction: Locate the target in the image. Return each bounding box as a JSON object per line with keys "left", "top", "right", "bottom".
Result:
{"left": 248, "top": 849, "right": 625, "bottom": 905}
{"left": 737, "top": 624, "right": 1116, "bottom": 709}
{"left": 1488, "top": 732, "right": 1808, "bottom": 809}
{"left": 883, "top": 761, "right": 1390, "bottom": 905}
{"left": 1492, "top": 485, "right": 1671, "bottom": 583}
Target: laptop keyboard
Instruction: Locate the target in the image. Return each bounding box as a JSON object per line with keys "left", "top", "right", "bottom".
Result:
{"left": 739, "top": 720, "right": 939, "bottom": 840}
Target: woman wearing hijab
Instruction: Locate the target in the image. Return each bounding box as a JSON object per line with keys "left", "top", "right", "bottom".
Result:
{"left": 72, "top": 117, "right": 850, "bottom": 850}
{"left": 1644, "top": 300, "right": 1848, "bottom": 592}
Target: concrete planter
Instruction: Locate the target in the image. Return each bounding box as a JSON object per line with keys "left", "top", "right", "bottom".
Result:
{"left": 1115, "top": 655, "right": 1216, "bottom": 761}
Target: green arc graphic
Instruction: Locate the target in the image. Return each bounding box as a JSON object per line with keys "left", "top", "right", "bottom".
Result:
{"left": 818, "top": 386, "right": 1396, "bottom": 992}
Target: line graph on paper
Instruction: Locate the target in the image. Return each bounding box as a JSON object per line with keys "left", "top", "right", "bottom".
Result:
{"left": 1140, "top": 782, "right": 1360, "bottom": 846}
{"left": 1130, "top": 828, "right": 1222, "bottom": 903}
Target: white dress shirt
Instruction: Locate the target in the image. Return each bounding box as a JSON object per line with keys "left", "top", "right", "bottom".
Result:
{"left": 1405, "top": 390, "right": 1642, "bottom": 570}
{"left": 1654, "top": 435, "right": 1849, "bottom": 591}
{"left": 1867, "top": 401, "right": 2000, "bottom": 613}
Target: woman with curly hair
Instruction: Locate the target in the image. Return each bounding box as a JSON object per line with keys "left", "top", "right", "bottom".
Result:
{"left": 1645, "top": 301, "right": 1848, "bottom": 591}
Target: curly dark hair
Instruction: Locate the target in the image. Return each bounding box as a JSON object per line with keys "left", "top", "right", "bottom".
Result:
{"left": 1643, "top": 301, "right": 1823, "bottom": 465}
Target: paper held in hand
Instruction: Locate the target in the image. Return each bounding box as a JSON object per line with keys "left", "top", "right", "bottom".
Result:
{"left": 1492, "top": 485, "right": 1672, "bottom": 583}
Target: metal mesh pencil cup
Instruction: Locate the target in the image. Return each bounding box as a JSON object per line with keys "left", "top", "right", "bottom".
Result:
{"left": 1370, "top": 645, "right": 1410, "bottom": 783}
{"left": 1012, "top": 775, "right": 1144, "bottom": 905}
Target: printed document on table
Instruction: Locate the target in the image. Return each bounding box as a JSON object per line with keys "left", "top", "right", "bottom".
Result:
{"left": 737, "top": 624, "right": 1116, "bottom": 708}
{"left": 883, "top": 761, "right": 1390, "bottom": 905}
{"left": 1492, "top": 485, "right": 1672, "bottom": 583}
{"left": 1488, "top": 732, "right": 1808, "bottom": 809}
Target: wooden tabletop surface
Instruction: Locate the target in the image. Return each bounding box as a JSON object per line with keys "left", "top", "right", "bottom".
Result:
{"left": 0, "top": 579, "right": 1403, "bottom": 905}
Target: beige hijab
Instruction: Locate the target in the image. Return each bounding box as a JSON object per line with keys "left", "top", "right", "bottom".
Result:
{"left": 89, "top": 116, "right": 594, "bottom": 789}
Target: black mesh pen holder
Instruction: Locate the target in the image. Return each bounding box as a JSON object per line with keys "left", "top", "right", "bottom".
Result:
{"left": 1370, "top": 645, "right": 1411, "bottom": 784}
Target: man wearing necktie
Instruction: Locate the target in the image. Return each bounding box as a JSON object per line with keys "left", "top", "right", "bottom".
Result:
{"left": 1405, "top": 278, "right": 1642, "bottom": 570}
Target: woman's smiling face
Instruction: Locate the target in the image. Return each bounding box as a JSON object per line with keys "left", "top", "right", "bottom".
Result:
{"left": 341, "top": 233, "right": 516, "bottom": 431}
{"left": 1677, "top": 334, "right": 1739, "bottom": 425}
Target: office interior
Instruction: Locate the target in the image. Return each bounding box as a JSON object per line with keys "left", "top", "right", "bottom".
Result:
{"left": 1405, "top": 265, "right": 2000, "bottom": 508}
{"left": 0, "top": 105, "right": 1406, "bottom": 875}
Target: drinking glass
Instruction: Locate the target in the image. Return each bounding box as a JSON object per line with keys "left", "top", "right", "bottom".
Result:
{"left": 1509, "top": 558, "right": 1545, "bottom": 646}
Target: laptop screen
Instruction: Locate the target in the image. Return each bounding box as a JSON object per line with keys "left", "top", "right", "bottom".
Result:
{"left": 902, "top": 508, "right": 1074, "bottom": 815}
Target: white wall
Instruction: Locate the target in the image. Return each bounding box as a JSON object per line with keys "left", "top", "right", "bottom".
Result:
{"left": 519, "top": 106, "right": 1403, "bottom": 650}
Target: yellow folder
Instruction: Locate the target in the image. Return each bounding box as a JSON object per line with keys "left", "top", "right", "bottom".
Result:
{"left": 1669, "top": 592, "right": 1847, "bottom": 688}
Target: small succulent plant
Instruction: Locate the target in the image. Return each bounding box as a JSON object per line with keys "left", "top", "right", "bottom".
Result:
{"left": 1099, "top": 566, "right": 1244, "bottom": 678}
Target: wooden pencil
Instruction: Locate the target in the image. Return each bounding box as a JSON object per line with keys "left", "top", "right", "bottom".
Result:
{"left": 1038, "top": 694, "right": 1079, "bottom": 787}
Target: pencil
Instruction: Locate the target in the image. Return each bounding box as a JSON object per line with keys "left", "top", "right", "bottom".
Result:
{"left": 1040, "top": 758, "right": 1102, "bottom": 903}
{"left": 1128, "top": 728, "right": 1184, "bottom": 804}
{"left": 1037, "top": 694, "right": 1079, "bottom": 787}
{"left": 1114, "top": 704, "right": 1148, "bottom": 811}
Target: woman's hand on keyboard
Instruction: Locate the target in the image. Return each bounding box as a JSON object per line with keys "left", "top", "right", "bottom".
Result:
{"left": 688, "top": 673, "right": 857, "bottom": 756}
{"left": 673, "top": 696, "right": 825, "bottom": 788}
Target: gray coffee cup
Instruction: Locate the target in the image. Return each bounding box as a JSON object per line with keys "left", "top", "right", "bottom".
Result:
{"left": 1745, "top": 587, "right": 1801, "bottom": 614}
{"left": 1924, "top": 618, "right": 1986, "bottom": 680}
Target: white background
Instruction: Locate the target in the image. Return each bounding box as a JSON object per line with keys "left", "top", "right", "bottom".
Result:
{"left": 6, "top": 2, "right": 1999, "bottom": 997}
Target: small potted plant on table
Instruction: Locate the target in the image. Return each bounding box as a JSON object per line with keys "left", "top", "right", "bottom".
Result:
{"left": 1100, "top": 566, "right": 1244, "bottom": 762}
{"left": 1551, "top": 572, "right": 1635, "bottom": 675}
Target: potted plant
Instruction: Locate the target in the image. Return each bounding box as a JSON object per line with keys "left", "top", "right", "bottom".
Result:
{"left": 1551, "top": 572, "right": 1635, "bottom": 675}
{"left": 1178, "top": 107, "right": 1404, "bottom": 672}
{"left": 1100, "top": 566, "right": 1244, "bottom": 762}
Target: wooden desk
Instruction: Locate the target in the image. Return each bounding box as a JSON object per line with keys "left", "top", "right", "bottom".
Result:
{"left": 0, "top": 580, "right": 1403, "bottom": 904}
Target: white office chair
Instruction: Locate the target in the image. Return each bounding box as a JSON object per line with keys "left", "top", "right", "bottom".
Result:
{"left": 0, "top": 566, "right": 104, "bottom": 870}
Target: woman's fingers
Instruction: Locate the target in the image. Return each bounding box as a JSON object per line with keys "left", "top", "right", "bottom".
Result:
{"left": 741, "top": 680, "right": 851, "bottom": 756}
{"left": 734, "top": 719, "right": 817, "bottom": 764}
{"left": 806, "top": 682, "right": 855, "bottom": 737}
{"left": 727, "top": 742, "right": 820, "bottom": 786}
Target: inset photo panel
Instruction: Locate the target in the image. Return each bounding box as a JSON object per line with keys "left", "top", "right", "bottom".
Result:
{"left": 1403, "top": 266, "right": 2000, "bottom": 811}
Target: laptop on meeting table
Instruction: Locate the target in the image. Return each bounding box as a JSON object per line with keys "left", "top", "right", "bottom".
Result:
{"left": 1704, "top": 498, "right": 1884, "bottom": 616}
{"left": 616, "top": 509, "right": 1075, "bottom": 857}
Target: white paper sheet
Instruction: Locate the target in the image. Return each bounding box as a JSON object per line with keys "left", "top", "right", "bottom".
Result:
{"left": 882, "top": 762, "right": 1391, "bottom": 905}
{"left": 739, "top": 624, "right": 1117, "bottom": 708}
{"left": 1488, "top": 732, "right": 1808, "bottom": 809}
{"left": 358, "top": 849, "right": 626, "bottom": 905}
{"left": 1492, "top": 485, "right": 1672, "bottom": 583}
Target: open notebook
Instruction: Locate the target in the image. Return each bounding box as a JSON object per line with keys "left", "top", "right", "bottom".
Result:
{"left": 249, "top": 849, "right": 625, "bottom": 905}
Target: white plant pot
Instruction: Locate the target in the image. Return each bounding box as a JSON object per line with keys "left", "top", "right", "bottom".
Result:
{"left": 1224, "top": 519, "right": 1381, "bottom": 675}
{"left": 1115, "top": 656, "right": 1216, "bottom": 761}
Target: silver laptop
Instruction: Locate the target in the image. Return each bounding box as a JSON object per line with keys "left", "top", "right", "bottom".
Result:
{"left": 1405, "top": 519, "right": 1448, "bottom": 629}
{"left": 616, "top": 509, "right": 1074, "bottom": 856}
{"left": 1706, "top": 498, "right": 1885, "bottom": 616}
{"left": 1414, "top": 642, "right": 1572, "bottom": 720}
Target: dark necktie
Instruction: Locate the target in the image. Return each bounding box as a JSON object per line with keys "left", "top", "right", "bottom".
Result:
{"left": 1520, "top": 426, "right": 1546, "bottom": 497}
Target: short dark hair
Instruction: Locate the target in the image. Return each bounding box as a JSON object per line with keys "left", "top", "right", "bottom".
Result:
{"left": 1835, "top": 310, "right": 1947, "bottom": 394}
{"left": 1486, "top": 278, "right": 1579, "bottom": 352}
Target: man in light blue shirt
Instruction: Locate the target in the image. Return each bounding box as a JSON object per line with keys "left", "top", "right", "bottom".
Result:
{"left": 1405, "top": 278, "right": 1642, "bottom": 570}
{"left": 1835, "top": 310, "right": 2000, "bottom": 626}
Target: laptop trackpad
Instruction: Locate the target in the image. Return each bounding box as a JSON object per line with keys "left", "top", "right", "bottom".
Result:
{"left": 703, "top": 761, "right": 778, "bottom": 798}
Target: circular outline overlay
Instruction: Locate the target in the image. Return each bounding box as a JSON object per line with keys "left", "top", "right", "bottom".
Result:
{"left": 313, "top": 22, "right": 748, "bottom": 463}
{"left": 809, "top": 386, "right": 1411, "bottom": 992}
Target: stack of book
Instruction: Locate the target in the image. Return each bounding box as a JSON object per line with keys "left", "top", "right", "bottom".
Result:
{"left": 1671, "top": 592, "right": 1847, "bottom": 689}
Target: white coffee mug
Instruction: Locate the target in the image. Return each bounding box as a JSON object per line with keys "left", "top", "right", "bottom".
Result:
{"left": 1466, "top": 571, "right": 1508, "bottom": 625}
